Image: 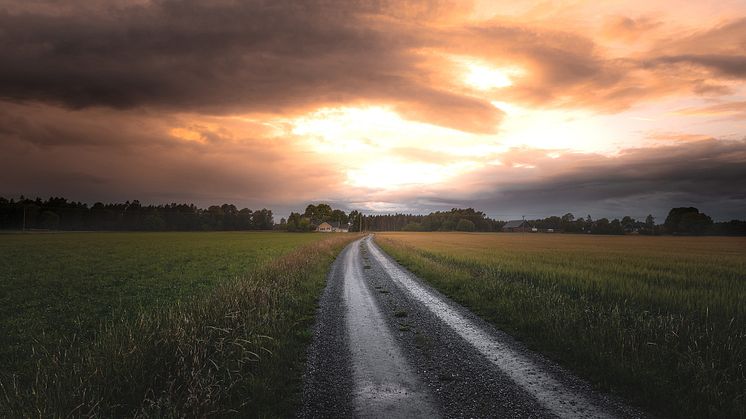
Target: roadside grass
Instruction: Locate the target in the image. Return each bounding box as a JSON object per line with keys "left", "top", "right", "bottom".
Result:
{"left": 376, "top": 232, "right": 746, "bottom": 419}
{"left": 0, "top": 232, "right": 356, "bottom": 417}
{"left": 0, "top": 232, "right": 323, "bottom": 375}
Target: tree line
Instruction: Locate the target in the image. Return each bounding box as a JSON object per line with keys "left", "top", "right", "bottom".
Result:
{"left": 276, "top": 206, "right": 500, "bottom": 232}
{"left": 279, "top": 205, "right": 744, "bottom": 236}
{"left": 0, "top": 197, "right": 274, "bottom": 231}
{"left": 511, "top": 207, "right": 745, "bottom": 236}
{"left": 2, "top": 196, "right": 744, "bottom": 235}
{"left": 360, "top": 208, "right": 501, "bottom": 232}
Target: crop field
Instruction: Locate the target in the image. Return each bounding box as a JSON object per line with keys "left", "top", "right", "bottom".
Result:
{"left": 376, "top": 232, "right": 746, "bottom": 419}
{"left": 0, "top": 231, "right": 356, "bottom": 417}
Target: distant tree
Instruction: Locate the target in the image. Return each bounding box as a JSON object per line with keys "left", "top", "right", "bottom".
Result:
{"left": 593, "top": 218, "right": 609, "bottom": 234}
{"left": 143, "top": 214, "right": 165, "bottom": 231}
{"left": 303, "top": 204, "right": 316, "bottom": 219}
{"left": 331, "top": 209, "right": 348, "bottom": 225}
{"left": 679, "top": 211, "right": 713, "bottom": 235}
{"left": 402, "top": 222, "right": 424, "bottom": 231}
{"left": 348, "top": 210, "right": 361, "bottom": 232}
{"left": 39, "top": 211, "right": 60, "bottom": 230}
{"left": 665, "top": 207, "right": 713, "bottom": 235}
{"left": 543, "top": 216, "right": 562, "bottom": 230}
{"left": 609, "top": 219, "right": 624, "bottom": 235}
{"left": 252, "top": 209, "right": 274, "bottom": 230}
{"left": 238, "top": 208, "right": 253, "bottom": 230}
{"left": 303, "top": 203, "right": 333, "bottom": 224}
{"left": 297, "top": 217, "right": 312, "bottom": 232}
{"left": 710, "top": 220, "right": 746, "bottom": 236}
{"left": 455, "top": 219, "right": 476, "bottom": 232}
{"left": 315, "top": 204, "right": 333, "bottom": 221}
{"left": 645, "top": 214, "right": 655, "bottom": 227}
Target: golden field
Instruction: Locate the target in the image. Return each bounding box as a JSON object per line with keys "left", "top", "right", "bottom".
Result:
{"left": 376, "top": 232, "right": 746, "bottom": 418}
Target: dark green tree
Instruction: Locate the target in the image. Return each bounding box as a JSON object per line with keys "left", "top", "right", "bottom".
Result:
{"left": 665, "top": 207, "right": 713, "bottom": 235}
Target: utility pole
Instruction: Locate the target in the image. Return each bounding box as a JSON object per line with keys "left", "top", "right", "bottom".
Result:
{"left": 360, "top": 213, "right": 363, "bottom": 233}
{"left": 22, "top": 205, "right": 26, "bottom": 232}
{"left": 522, "top": 215, "right": 526, "bottom": 234}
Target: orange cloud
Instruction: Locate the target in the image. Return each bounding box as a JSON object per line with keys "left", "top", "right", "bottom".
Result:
{"left": 1, "top": 1, "right": 745, "bottom": 220}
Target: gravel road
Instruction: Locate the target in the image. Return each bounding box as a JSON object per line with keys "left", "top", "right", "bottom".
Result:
{"left": 301, "top": 236, "right": 645, "bottom": 418}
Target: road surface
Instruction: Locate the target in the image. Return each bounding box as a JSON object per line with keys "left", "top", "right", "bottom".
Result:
{"left": 301, "top": 236, "right": 644, "bottom": 418}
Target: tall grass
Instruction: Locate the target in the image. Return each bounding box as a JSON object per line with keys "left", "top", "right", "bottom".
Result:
{"left": 0, "top": 234, "right": 356, "bottom": 417}
{"left": 377, "top": 233, "right": 746, "bottom": 418}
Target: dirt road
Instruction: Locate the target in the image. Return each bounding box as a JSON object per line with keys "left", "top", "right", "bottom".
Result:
{"left": 301, "top": 236, "right": 643, "bottom": 418}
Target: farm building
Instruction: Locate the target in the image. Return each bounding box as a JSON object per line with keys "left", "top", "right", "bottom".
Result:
{"left": 502, "top": 220, "right": 532, "bottom": 232}
{"left": 316, "top": 221, "right": 349, "bottom": 233}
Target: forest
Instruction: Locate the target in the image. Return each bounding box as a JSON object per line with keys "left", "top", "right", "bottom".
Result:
{"left": 0, "top": 197, "right": 273, "bottom": 231}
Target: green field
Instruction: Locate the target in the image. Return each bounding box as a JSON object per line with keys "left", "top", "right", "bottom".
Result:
{"left": 0, "top": 231, "right": 355, "bottom": 417}
{"left": 376, "top": 232, "right": 746, "bottom": 419}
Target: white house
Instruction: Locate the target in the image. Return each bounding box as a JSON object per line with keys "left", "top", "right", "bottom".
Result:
{"left": 316, "top": 221, "right": 349, "bottom": 233}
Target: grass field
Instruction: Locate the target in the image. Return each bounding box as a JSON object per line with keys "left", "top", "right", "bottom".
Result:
{"left": 376, "top": 232, "right": 746, "bottom": 419}
{"left": 0, "top": 231, "right": 356, "bottom": 417}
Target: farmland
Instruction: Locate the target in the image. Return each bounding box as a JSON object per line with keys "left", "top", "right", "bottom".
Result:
{"left": 376, "top": 232, "right": 746, "bottom": 418}
{"left": 0, "top": 231, "right": 356, "bottom": 417}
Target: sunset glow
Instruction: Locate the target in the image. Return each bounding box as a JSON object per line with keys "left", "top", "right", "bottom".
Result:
{"left": 0, "top": 0, "right": 744, "bottom": 219}
{"left": 463, "top": 62, "right": 522, "bottom": 90}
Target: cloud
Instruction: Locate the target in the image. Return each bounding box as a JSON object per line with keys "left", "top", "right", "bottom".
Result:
{"left": 0, "top": 0, "right": 503, "bottom": 133}
{"left": 652, "top": 55, "right": 746, "bottom": 78}
{"left": 643, "top": 18, "right": 746, "bottom": 80}
{"left": 440, "top": 15, "right": 746, "bottom": 112}
{"left": 1, "top": 1, "right": 744, "bottom": 221}
{"left": 601, "top": 15, "right": 662, "bottom": 41}
{"left": 646, "top": 131, "right": 714, "bottom": 142}
{"left": 0, "top": 100, "right": 345, "bottom": 209}
{"left": 356, "top": 140, "right": 746, "bottom": 220}
{"left": 672, "top": 101, "right": 746, "bottom": 118}
{"left": 2, "top": 0, "right": 744, "bottom": 127}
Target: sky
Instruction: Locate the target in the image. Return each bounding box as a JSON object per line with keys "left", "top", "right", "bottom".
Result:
{"left": 1, "top": 0, "right": 745, "bottom": 221}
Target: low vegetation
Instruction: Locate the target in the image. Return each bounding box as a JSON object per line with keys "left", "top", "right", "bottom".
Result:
{"left": 376, "top": 232, "right": 746, "bottom": 419}
{"left": 0, "top": 232, "right": 356, "bottom": 417}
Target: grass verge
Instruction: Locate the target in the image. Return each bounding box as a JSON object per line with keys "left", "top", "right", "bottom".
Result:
{"left": 376, "top": 233, "right": 745, "bottom": 419}
{"left": 0, "top": 234, "right": 356, "bottom": 417}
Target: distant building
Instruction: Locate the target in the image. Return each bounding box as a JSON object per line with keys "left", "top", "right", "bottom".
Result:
{"left": 502, "top": 220, "right": 532, "bottom": 232}
{"left": 316, "top": 221, "right": 349, "bottom": 233}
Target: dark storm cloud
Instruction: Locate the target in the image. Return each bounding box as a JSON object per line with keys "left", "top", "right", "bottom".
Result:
{"left": 477, "top": 140, "right": 746, "bottom": 220}
{"left": 2, "top": 0, "right": 744, "bottom": 128}
{"left": 0, "top": 0, "right": 501, "bottom": 133}
{"left": 368, "top": 140, "right": 746, "bottom": 220}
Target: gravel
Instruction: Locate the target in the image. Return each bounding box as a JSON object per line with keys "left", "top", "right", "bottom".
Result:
{"left": 301, "top": 236, "right": 648, "bottom": 418}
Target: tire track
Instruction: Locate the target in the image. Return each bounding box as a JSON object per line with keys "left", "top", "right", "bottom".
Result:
{"left": 343, "top": 239, "right": 439, "bottom": 417}
{"left": 365, "top": 236, "right": 615, "bottom": 419}
{"left": 302, "top": 236, "right": 644, "bottom": 418}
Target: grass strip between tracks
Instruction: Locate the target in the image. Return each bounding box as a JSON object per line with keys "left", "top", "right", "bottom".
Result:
{"left": 0, "top": 234, "right": 357, "bottom": 417}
